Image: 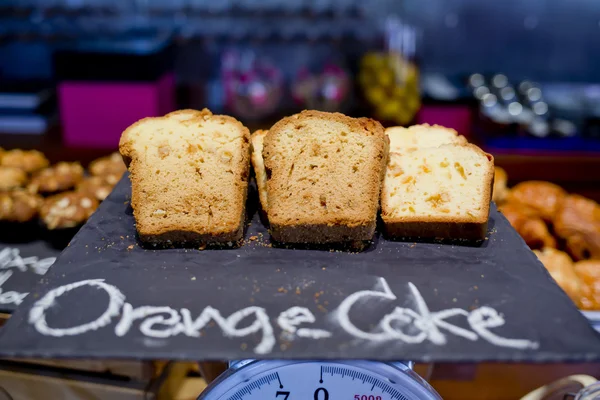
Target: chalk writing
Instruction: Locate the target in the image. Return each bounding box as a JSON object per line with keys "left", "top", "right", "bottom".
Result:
{"left": 335, "top": 279, "right": 538, "bottom": 350}
{"left": 0, "top": 247, "right": 57, "bottom": 307}
{"left": 0, "top": 270, "right": 28, "bottom": 306}
{"left": 278, "top": 307, "right": 332, "bottom": 339}
{"left": 0, "top": 247, "right": 56, "bottom": 275}
{"left": 28, "top": 277, "right": 539, "bottom": 353}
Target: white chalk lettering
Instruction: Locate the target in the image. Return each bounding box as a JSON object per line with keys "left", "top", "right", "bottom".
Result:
{"left": 0, "top": 290, "right": 28, "bottom": 305}
{"left": 277, "top": 306, "right": 332, "bottom": 339}
{"left": 0, "top": 247, "right": 56, "bottom": 275}
{"left": 0, "top": 270, "right": 12, "bottom": 287}
{"left": 335, "top": 278, "right": 538, "bottom": 349}
{"left": 0, "top": 270, "right": 28, "bottom": 306}
{"left": 378, "top": 283, "right": 478, "bottom": 345}
{"left": 29, "top": 279, "right": 125, "bottom": 336}
{"left": 139, "top": 307, "right": 182, "bottom": 338}
{"left": 335, "top": 277, "right": 398, "bottom": 341}
{"left": 180, "top": 306, "right": 275, "bottom": 354}
{"left": 117, "top": 305, "right": 275, "bottom": 354}
{"left": 469, "top": 306, "right": 539, "bottom": 350}
{"left": 0, "top": 247, "right": 56, "bottom": 307}
{"left": 28, "top": 277, "right": 539, "bottom": 353}
{"left": 115, "top": 304, "right": 184, "bottom": 337}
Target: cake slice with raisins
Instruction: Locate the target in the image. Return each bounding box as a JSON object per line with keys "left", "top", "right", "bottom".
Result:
{"left": 261, "top": 110, "right": 388, "bottom": 244}
{"left": 382, "top": 142, "right": 494, "bottom": 241}
{"left": 119, "top": 109, "right": 250, "bottom": 247}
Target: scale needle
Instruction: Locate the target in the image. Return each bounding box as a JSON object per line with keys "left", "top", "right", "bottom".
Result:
{"left": 276, "top": 372, "right": 283, "bottom": 389}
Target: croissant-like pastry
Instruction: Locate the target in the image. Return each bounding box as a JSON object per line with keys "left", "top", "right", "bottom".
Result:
{"left": 534, "top": 248, "right": 585, "bottom": 307}
{"left": 507, "top": 181, "right": 567, "bottom": 222}
{"left": 554, "top": 195, "right": 600, "bottom": 261}
{"left": 574, "top": 260, "right": 600, "bottom": 310}
{"left": 499, "top": 203, "right": 556, "bottom": 249}
{"left": 492, "top": 167, "right": 509, "bottom": 205}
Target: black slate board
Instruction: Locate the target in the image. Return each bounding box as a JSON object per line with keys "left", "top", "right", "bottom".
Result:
{"left": 0, "top": 240, "right": 59, "bottom": 314}
{"left": 1, "top": 175, "right": 600, "bottom": 363}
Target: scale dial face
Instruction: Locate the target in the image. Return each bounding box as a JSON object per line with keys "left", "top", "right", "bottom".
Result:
{"left": 199, "top": 361, "right": 441, "bottom": 400}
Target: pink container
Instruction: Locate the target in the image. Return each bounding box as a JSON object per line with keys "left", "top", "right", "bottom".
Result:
{"left": 417, "top": 105, "right": 473, "bottom": 138}
{"left": 59, "top": 73, "right": 175, "bottom": 148}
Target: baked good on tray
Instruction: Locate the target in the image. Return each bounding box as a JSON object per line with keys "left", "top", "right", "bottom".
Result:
{"left": 77, "top": 175, "right": 116, "bottom": 201}
{"left": 507, "top": 181, "right": 566, "bottom": 222}
{"left": 553, "top": 194, "right": 600, "bottom": 261}
{"left": 119, "top": 109, "right": 251, "bottom": 247}
{"left": 1, "top": 149, "right": 49, "bottom": 173}
{"left": 89, "top": 152, "right": 126, "bottom": 182}
{"left": 40, "top": 191, "right": 99, "bottom": 230}
{"left": 259, "top": 110, "right": 388, "bottom": 244}
{"left": 0, "top": 190, "right": 43, "bottom": 223}
{"left": 0, "top": 166, "right": 28, "bottom": 191}
{"left": 574, "top": 260, "right": 600, "bottom": 310}
{"left": 493, "top": 166, "right": 509, "bottom": 204}
{"left": 382, "top": 138, "right": 494, "bottom": 241}
{"left": 498, "top": 202, "right": 556, "bottom": 249}
{"left": 534, "top": 247, "right": 588, "bottom": 308}
{"left": 28, "top": 162, "right": 85, "bottom": 195}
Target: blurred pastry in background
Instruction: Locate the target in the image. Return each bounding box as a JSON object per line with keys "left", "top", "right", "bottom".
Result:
{"left": 292, "top": 64, "right": 351, "bottom": 113}
{"left": 0, "top": 167, "right": 28, "bottom": 191}
{"left": 40, "top": 191, "right": 98, "bottom": 230}
{"left": 359, "top": 52, "right": 421, "bottom": 125}
{"left": 554, "top": 195, "right": 600, "bottom": 260}
{"left": 0, "top": 190, "right": 43, "bottom": 223}
{"left": 574, "top": 260, "right": 600, "bottom": 310}
{"left": 1, "top": 149, "right": 49, "bottom": 174}
{"left": 28, "top": 162, "right": 85, "bottom": 195}
{"left": 507, "top": 181, "right": 567, "bottom": 222}
{"left": 492, "top": 167, "right": 600, "bottom": 310}
{"left": 89, "top": 152, "right": 126, "bottom": 179}
{"left": 534, "top": 247, "right": 587, "bottom": 308}
{"left": 499, "top": 202, "right": 556, "bottom": 249}
{"left": 77, "top": 176, "right": 115, "bottom": 201}
{"left": 493, "top": 166, "right": 509, "bottom": 204}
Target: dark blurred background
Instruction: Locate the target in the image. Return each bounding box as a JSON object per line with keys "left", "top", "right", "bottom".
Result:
{"left": 0, "top": 0, "right": 599, "bottom": 197}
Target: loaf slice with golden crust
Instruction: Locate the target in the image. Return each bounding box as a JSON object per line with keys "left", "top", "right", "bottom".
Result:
{"left": 119, "top": 109, "right": 250, "bottom": 247}
{"left": 262, "top": 110, "right": 388, "bottom": 244}
{"left": 382, "top": 143, "right": 494, "bottom": 241}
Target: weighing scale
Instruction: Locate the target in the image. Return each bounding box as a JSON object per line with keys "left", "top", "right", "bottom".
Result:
{"left": 198, "top": 360, "right": 441, "bottom": 399}
{"left": 1, "top": 176, "right": 600, "bottom": 399}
